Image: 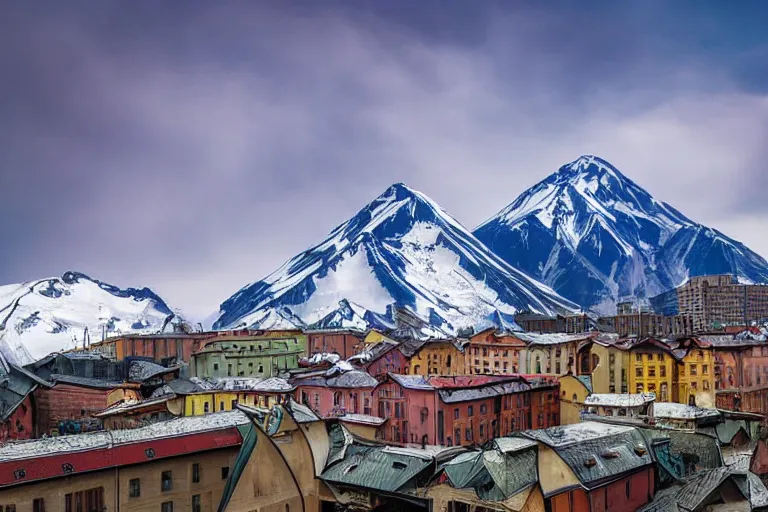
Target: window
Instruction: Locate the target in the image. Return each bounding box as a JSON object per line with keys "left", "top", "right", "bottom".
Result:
{"left": 4, "top": 507, "right": 15, "bottom": 512}
{"left": 479, "top": 423, "right": 485, "bottom": 438}
{"left": 129, "top": 478, "right": 141, "bottom": 497}
{"left": 480, "top": 404, "right": 487, "bottom": 415}
{"left": 703, "top": 365, "right": 709, "bottom": 375}
{"left": 660, "top": 366, "right": 666, "bottom": 377}
{"left": 213, "top": 363, "right": 219, "bottom": 371}
{"left": 467, "top": 405, "right": 474, "bottom": 417}
{"left": 647, "top": 354, "right": 653, "bottom": 362}
{"left": 635, "top": 354, "right": 642, "bottom": 363}
{"left": 626, "top": 479, "right": 631, "bottom": 498}
{"left": 161, "top": 502, "right": 173, "bottom": 512}
{"left": 690, "top": 365, "right": 697, "bottom": 376}
{"left": 191, "top": 402, "right": 196, "bottom": 415}
{"left": 220, "top": 401, "right": 225, "bottom": 411}
{"left": 454, "top": 408, "right": 459, "bottom": 420}
{"left": 258, "top": 364, "right": 263, "bottom": 373}
{"left": 648, "top": 366, "right": 656, "bottom": 377}
{"left": 192, "top": 463, "right": 200, "bottom": 483}
{"left": 192, "top": 495, "right": 201, "bottom": 512}
{"left": 162, "top": 471, "right": 173, "bottom": 491}
{"left": 704, "top": 380, "right": 710, "bottom": 391}
{"left": 555, "top": 362, "right": 561, "bottom": 374}
{"left": 455, "top": 427, "right": 461, "bottom": 443}
{"left": 221, "top": 466, "right": 230, "bottom": 480}
{"left": 657, "top": 354, "right": 663, "bottom": 361}
{"left": 635, "top": 368, "right": 643, "bottom": 377}
{"left": 33, "top": 500, "right": 45, "bottom": 512}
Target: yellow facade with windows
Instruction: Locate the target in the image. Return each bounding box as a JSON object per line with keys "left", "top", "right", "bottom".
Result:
{"left": 677, "top": 348, "right": 715, "bottom": 407}
{"left": 558, "top": 375, "right": 592, "bottom": 425}
{"left": 584, "top": 341, "right": 631, "bottom": 395}
{"left": 628, "top": 349, "right": 675, "bottom": 402}
{"left": 410, "top": 341, "right": 465, "bottom": 376}
{"left": 184, "top": 392, "right": 283, "bottom": 416}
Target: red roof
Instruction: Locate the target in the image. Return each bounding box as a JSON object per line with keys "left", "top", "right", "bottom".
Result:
{"left": 426, "top": 375, "right": 521, "bottom": 389}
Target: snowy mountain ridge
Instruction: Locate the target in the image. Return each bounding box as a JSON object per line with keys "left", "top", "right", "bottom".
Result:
{"left": 0, "top": 271, "right": 183, "bottom": 364}
{"left": 474, "top": 155, "right": 768, "bottom": 313}
{"left": 212, "top": 183, "right": 578, "bottom": 334}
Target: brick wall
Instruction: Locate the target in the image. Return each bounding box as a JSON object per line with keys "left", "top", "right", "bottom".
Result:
{"left": 34, "top": 384, "right": 112, "bottom": 436}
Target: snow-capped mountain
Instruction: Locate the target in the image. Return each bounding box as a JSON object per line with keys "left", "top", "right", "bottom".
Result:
{"left": 0, "top": 271, "right": 182, "bottom": 364}
{"left": 474, "top": 155, "right": 768, "bottom": 314}
{"left": 212, "top": 183, "right": 577, "bottom": 334}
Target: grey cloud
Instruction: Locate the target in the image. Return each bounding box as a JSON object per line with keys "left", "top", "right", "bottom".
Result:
{"left": 1, "top": 2, "right": 767, "bottom": 319}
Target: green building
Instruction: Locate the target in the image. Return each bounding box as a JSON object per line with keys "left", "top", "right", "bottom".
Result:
{"left": 191, "top": 333, "right": 306, "bottom": 379}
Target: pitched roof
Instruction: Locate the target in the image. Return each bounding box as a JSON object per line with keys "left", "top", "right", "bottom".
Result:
{"left": 388, "top": 374, "right": 433, "bottom": 391}
{"left": 520, "top": 422, "right": 652, "bottom": 488}
{"left": 653, "top": 402, "right": 721, "bottom": 421}
{"left": 338, "top": 414, "right": 387, "bottom": 426}
{"left": 576, "top": 375, "right": 593, "bottom": 393}
{"left": 0, "top": 355, "right": 43, "bottom": 421}
{"left": 513, "top": 332, "right": 592, "bottom": 346}
{"left": 438, "top": 381, "right": 531, "bottom": 404}
{"left": 293, "top": 369, "right": 378, "bottom": 389}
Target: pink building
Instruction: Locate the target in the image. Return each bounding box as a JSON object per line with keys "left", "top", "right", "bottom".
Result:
{"left": 292, "top": 368, "right": 378, "bottom": 418}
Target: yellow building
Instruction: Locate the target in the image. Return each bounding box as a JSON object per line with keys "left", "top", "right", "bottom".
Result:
{"left": 409, "top": 339, "right": 465, "bottom": 376}
{"left": 183, "top": 378, "right": 295, "bottom": 416}
{"left": 579, "top": 337, "right": 631, "bottom": 394}
{"left": 627, "top": 338, "right": 676, "bottom": 402}
{"left": 675, "top": 337, "right": 716, "bottom": 407}
{"left": 363, "top": 329, "right": 394, "bottom": 345}
{"left": 558, "top": 375, "right": 592, "bottom": 425}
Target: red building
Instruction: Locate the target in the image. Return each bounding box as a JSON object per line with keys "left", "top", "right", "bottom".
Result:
{"left": 354, "top": 340, "right": 411, "bottom": 378}
{"left": 292, "top": 369, "right": 379, "bottom": 418}
{"left": 0, "top": 354, "right": 50, "bottom": 444}
{"left": 378, "top": 374, "right": 560, "bottom": 447}
{"left": 702, "top": 333, "right": 768, "bottom": 414}
{"left": 305, "top": 330, "right": 365, "bottom": 359}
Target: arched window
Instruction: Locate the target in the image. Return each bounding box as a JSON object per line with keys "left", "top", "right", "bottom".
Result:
{"left": 572, "top": 393, "right": 578, "bottom": 402}
{"left": 591, "top": 354, "right": 600, "bottom": 370}
{"left": 333, "top": 392, "right": 342, "bottom": 407}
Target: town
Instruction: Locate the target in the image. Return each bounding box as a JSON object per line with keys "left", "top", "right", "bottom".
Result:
{"left": 1, "top": 274, "right": 768, "bottom": 511}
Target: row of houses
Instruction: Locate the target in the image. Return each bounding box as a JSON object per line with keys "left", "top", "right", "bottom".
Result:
{"left": 2, "top": 399, "right": 767, "bottom": 512}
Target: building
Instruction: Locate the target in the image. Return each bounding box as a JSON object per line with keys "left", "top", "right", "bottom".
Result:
{"left": 578, "top": 334, "right": 632, "bottom": 394}
{"left": 673, "top": 337, "right": 716, "bottom": 407}
{"left": 515, "top": 313, "right": 563, "bottom": 333}
{"left": 0, "top": 411, "right": 247, "bottom": 511}
{"left": 89, "top": 332, "right": 218, "bottom": 364}
{"left": 652, "top": 402, "right": 722, "bottom": 430}
{"left": 406, "top": 339, "right": 466, "bottom": 376}
{"left": 557, "top": 375, "right": 592, "bottom": 425}
{"left": 699, "top": 332, "right": 768, "bottom": 415}
{"left": 184, "top": 377, "right": 295, "bottom": 416}
{"left": 582, "top": 393, "right": 655, "bottom": 420}
{"left": 521, "top": 422, "right": 656, "bottom": 512}
{"left": 651, "top": 274, "right": 768, "bottom": 333}
{"left": 0, "top": 353, "right": 50, "bottom": 443}
{"left": 191, "top": 333, "right": 306, "bottom": 379}
{"left": 349, "top": 339, "right": 411, "bottom": 377}
{"left": 597, "top": 313, "right": 670, "bottom": 338}
{"left": 515, "top": 332, "right": 593, "bottom": 376}
{"left": 305, "top": 329, "right": 365, "bottom": 359}
{"left": 292, "top": 368, "right": 379, "bottom": 418}
{"left": 465, "top": 328, "right": 526, "bottom": 375}
{"left": 377, "top": 374, "right": 559, "bottom": 447}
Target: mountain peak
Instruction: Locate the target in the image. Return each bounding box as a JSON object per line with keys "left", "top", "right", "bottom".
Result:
{"left": 474, "top": 156, "right": 768, "bottom": 314}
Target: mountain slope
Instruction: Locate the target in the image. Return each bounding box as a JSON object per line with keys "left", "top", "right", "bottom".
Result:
{"left": 474, "top": 155, "right": 768, "bottom": 313}
{"left": 0, "top": 271, "right": 181, "bottom": 364}
{"left": 212, "top": 183, "right": 577, "bottom": 334}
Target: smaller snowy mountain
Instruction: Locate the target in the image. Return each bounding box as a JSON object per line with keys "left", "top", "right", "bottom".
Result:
{"left": 0, "top": 271, "right": 182, "bottom": 364}
{"left": 212, "top": 183, "right": 577, "bottom": 335}
{"left": 474, "top": 155, "right": 768, "bottom": 313}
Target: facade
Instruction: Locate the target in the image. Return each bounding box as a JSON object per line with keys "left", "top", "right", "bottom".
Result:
{"left": 516, "top": 333, "right": 592, "bottom": 376}
{"left": 306, "top": 330, "right": 364, "bottom": 359}
{"left": 0, "top": 354, "right": 46, "bottom": 443}
{"left": 578, "top": 336, "right": 631, "bottom": 394}
{"left": 703, "top": 333, "right": 768, "bottom": 414}
{"left": 354, "top": 340, "right": 411, "bottom": 377}
{"left": 558, "top": 375, "right": 592, "bottom": 425}
{"left": 675, "top": 337, "right": 716, "bottom": 407}
{"left": 191, "top": 334, "right": 306, "bottom": 379}
{"left": 0, "top": 412, "right": 246, "bottom": 511}
{"left": 89, "top": 333, "right": 218, "bottom": 363}
{"left": 292, "top": 369, "right": 379, "bottom": 418}
{"left": 652, "top": 274, "right": 768, "bottom": 333}
{"left": 465, "top": 328, "right": 526, "bottom": 375}
{"left": 379, "top": 374, "right": 559, "bottom": 447}
{"left": 597, "top": 313, "right": 670, "bottom": 338}
{"left": 408, "top": 339, "right": 465, "bottom": 376}
{"left": 184, "top": 377, "right": 295, "bottom": 417}
{"left": 627, "top": 338, "right": 677, "bottom": 402}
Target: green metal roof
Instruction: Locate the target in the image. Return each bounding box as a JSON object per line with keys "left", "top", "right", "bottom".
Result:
{"left": 218, "top": 422, "right": 258, "bottom": 512}
{"left": 576, "top": 375, "right": 593, "bottom": 393}
{"left": 321, "top": 446, "right": 432, "bottom": 493}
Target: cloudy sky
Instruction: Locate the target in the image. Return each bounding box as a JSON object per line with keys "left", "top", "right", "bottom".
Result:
{"left": 1, "top": 1, "right": 767, "bottom": 320}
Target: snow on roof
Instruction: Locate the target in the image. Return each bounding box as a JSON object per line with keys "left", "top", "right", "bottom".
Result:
{"left": 338, "top": 413, "right": 387, "bottom": 426}
{"left": 0, "top": 410, "right": 249, "bottom": 462}
{"left": 521, "top": 421, "right": 635, "bottom": 448}
{"left": 514, "top": 332, "right": 592, "bottom": 345}
{"left": 584, "top": 393, "right": 656, "bottom": 408}
{"left": 389, "top": 373, "right": 433, "bottom": 390}
{"left": 494, "top": 437, "right": 537, "bottom": 453}
{"left": 94, "top": 395, "right": 174, "bottom": 417}
{"left": 305, "top": 352, "right": 341, "bottom": 365}
{"left": 653, "top": 402, "right": 721, "bottom": 420}
{"left": 189, "top": 376, "right": 292, "bottom": 392}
